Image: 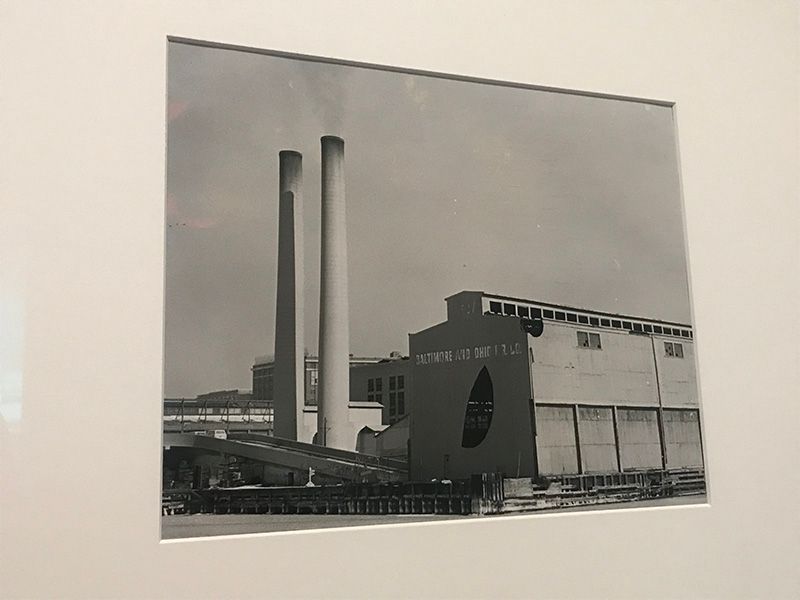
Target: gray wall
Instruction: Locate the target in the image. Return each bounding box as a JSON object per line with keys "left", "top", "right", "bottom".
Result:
{"left": 409, "top": 314, "right": 534, "bottom": 480}
{"left": 654, "top": 341, "right": 698, "bottom": 407}
{"left": 535, "top": 405, "right": 578, "bottom": 475}
{"left": 617, "top": 408, "right": 663, "bottom": 469}
{"left": 349, "top": 359, "right": 412, "bottom": 425}
{"left": 663, "top": 408, "right": 703, "bottom": 468}
{"left": 531, "top": 321, "right": 696, "bottom": 408}
{"left": 577, "top": 406, "right": 618, "bottom": 473}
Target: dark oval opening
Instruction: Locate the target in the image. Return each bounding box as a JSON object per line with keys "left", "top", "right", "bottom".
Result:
{"left": 461, "top": 366, "right": 494, "bottom": 448}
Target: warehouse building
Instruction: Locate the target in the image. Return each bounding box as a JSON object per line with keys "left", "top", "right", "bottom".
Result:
{"left": 408, "top": 290, "right": 702, "bottom": 481}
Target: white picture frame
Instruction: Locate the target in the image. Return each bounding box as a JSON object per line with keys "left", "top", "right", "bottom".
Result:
{"left": 1, "top": 2, "right": 797, "bottom": 598}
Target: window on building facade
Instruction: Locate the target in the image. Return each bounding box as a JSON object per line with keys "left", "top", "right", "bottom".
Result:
{"left": 367, "top": 378, "right": 384, "bottom": 403}
{"left": 504, "top": 303, "right": 516, "bottom": 316}
{"left": 577, "top": 331, "right": 602, "bottom": 349}
{"left": 555, "top": 311, "right": 566, "bottom": 321}
{"left": 397, "top": 391, "right": 405, "bottom": 415}
{"left": 398, "top": 375, "right": 404, "bottom": 389}
{"left": 665, "top": 341, "right": 684, "bottom": 358}
{"left": 389, "top": 376, "right": 396, "bottom": 391}
{"left": 567, "top": 313, "right": 578, "bottom": 323}
{"left": 489, "top": 301, "right": 501, "bottom": 313}
{"left": 518, "top": 306, "right": 530, "bottom": 318}
{"left": 591, "top": 333, "right": 601, "bottom": 349}
{"left": 543, "top": 309, "right": 554, "bottom": 319}
{"left": 600, "top": 318, "right": 610, "bottom": 327}
{"left": 389, "top": 392, "right": 396, "bottom": 415}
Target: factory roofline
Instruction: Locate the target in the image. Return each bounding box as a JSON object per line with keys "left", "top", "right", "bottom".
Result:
{"left": 447, "top": 290, "right": 692, "bottom": 329}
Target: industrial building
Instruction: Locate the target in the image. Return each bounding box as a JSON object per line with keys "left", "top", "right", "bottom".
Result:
{"left": 408, "top": 290, "right": 702, "bottom": 481}
{"left": 356, "top": 414, "right": 410, "bottom": 460}
{"left": 255, "top": 352, "right": 411, "bottom": 426}
{"left": 252, "top": 355, "right": 385, "bottom": 407}
{"left": 164, "top": 133, "right": 704, "bottom": 509}
{"left": 251, "top": 354, "right": 389, "bottom": 445}
{"left": 348, "top": 352, "right": 412, "bottom": 425}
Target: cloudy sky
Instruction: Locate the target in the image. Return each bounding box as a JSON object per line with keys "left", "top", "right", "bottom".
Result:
{"left": 164, "top": 42, "right": 691, "bottom": 398}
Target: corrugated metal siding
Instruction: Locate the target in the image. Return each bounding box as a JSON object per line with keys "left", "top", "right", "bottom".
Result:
{"left": 663, "top": 409, "right": 703, "bottom": 468}
{"left": 577, "top": 406, "right": 618, "bottom": 472}
{"left": 535, "top": 405, "right": 578, "bottom": 475}
{"left": 617, "top": 408, "right": 662, "bottom": 469}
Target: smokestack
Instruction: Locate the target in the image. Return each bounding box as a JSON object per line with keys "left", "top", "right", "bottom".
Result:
{"left": 317, "top": 135, "right": 350, "bottom": 449}
{"left": 273, "top": 150, "right": 305, "bottom": 440}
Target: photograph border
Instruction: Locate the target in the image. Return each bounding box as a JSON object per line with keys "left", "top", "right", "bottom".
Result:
{"left": 160, "top": 35, "right": 712, "bottom": 541}
{"left": 2, "top": 3, "right": 797, "bottom": 598}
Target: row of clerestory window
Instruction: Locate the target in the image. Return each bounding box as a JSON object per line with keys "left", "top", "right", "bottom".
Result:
{"left": 487, "top": 300, "right": 692, "bottom": 339}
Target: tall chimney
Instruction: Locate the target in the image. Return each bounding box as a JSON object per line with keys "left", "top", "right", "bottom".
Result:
{"left": 317, "top": 136, "right": 350, "bottom": 449}
{"left": 273, "top": 150, "right": 305, "bottom": 440}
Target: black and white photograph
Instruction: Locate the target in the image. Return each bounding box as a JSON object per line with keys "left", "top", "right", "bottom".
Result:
{"left": 4, "top": 2, "right": 799, "bottom": 598}
{"left": 161, "top": 39, "right": 706, "bottom": 539}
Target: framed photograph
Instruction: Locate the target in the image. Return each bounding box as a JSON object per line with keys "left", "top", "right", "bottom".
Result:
{"left": 161, "top": 39, "right": 707, "bottom": 541}
{"left": 2, "top": 2, "right": 797, "bottom": 598}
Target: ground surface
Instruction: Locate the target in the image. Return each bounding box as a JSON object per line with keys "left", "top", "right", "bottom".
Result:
{"left": 162, "top": 494, "right": 706, "bottom": 539}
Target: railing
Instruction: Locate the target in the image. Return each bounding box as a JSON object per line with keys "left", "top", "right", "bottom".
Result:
{"left": 162, "top": 468, "right": 703, "bottom": 518}
{"left": 499, "top": 467, "right": 707, "bottom": 513}
{"left": 555, "top": 467, "right": 706, "bottom": 497}
{"left": 161, "top": 472, "right": 509, "bottom": 516}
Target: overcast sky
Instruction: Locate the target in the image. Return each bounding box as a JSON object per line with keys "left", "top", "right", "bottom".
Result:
{"left": 164, "top": 42, "right": 691, "bottom": 398}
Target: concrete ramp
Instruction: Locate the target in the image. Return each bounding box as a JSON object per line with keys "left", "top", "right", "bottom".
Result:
{"left": 163, "top": 432, "right": 406, "bottom": 482}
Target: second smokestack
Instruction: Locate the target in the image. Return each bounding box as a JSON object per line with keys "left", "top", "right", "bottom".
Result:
{"left": 317, "top": 136, "right": 350, "bottom": 449}
{"left": 273, "top": 150, "right": 304, "bottom": 440}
